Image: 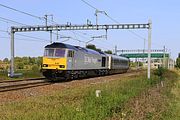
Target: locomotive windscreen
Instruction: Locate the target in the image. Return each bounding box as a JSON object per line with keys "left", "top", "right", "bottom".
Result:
{"left": 44, "top": 48, "right": 65, "bottom": 57}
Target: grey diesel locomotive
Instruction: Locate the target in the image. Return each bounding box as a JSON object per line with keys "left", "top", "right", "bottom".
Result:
{"left": 41, "top": 42, "right": 129, "bottom": 80}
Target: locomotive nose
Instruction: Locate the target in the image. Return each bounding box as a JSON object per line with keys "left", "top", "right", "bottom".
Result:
{"left": 42, "top": 57, "right": 67, "bottom": 70}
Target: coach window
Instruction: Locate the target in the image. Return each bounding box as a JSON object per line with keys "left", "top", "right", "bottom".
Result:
{"left": 68, "top": 50, "right": 75, "bottom": 57}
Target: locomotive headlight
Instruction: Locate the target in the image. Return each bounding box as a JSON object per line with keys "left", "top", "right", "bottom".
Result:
{"left": 59, "top": 65, "right": 65, "bottom": 68}
{"left": 43, "top": 64, "right": 48, "bottom": 67}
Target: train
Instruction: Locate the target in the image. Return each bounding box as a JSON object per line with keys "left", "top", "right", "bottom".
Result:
{"left": 41, "top": 42, "right": 130, "bottom": 81}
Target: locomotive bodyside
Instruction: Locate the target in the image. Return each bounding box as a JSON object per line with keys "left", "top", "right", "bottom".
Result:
{"left": 66, "top": 46, "right": 108, "bottom": 70}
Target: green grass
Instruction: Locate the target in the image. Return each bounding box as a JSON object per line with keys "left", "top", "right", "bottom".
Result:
{"left": 19, "top": 69, "right": 43, "bottom": 78}
{"left": 0, "top": 71, "right": 162, "bottom": 120}
{"left": 115, "top": 69, "right": 180, "bottom": 120}
{"left": 0, "top": 69, "right": 43, "bottom": 80}
{"left": 161, "top": 70, "right": 180, "bottom": 120}
{"left": 0, "top": 71, "right": 8, "bottom": 79}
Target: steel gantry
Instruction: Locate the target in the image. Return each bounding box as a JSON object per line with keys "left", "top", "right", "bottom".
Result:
{"left": 117, "top": 49, "right": 165, "bottom": 53}
{"left": 10, "top": 20, "right": 152, "bottom": 79}
{"left": 11, "top": 24, "right": 149, "bottom": 32}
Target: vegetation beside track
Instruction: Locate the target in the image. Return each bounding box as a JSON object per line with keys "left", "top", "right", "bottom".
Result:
{"left": 0, "top": 56, "right": 42, "bottom": 80}
{"left": 116, "top": 69, "right": 180, "bottom": 120}
{"left": 0, "top": 70, "right": 179, "bottom": 120}
{"left": 161, "top": 70, "right": 180, "bottom": 120}
{"left": 0, "top": 69, "right": 43, "bottom": 80}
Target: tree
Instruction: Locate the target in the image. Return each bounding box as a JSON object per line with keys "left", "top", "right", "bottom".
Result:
{"left": 16, "top": 62, "right": 24, "bottom": 69}
{"left": 3, "top": 58, "right": 9, "bottom": 63}
{"left": 36, "top": 57, "right": 42, "bottom": 66}
{"left": 86, "top": 44, "right": 97, "bottom": 50}
{"left": 176, "top": 58, "right": 180, "bottom": 68}
{"left": 104, "top": 50, "right": 112, "bottom": 54}
{"left": 32, "top": 64, "right": 39, "bottom": 71}
{"left": 22, "top": 57, "right": 29, "bottom": 65}
{"left": 15, "top": 57, "right": 22, "bottom": 62}
{"left": 96, "top": 48, "right": 102, "bottom": 52}
{"left": 29, "top": 57, "right": 36, "bottom": 65}
{"left": 86, "top": 44, "right": 102, "bottom": 52}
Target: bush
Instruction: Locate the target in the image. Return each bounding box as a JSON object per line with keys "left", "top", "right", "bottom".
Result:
{"left": 16, "top": 62, "right": 24, "bottom": 69}
{"left": 32, "top": 64, "right": 39, "bottom": 71}
{"left": 176, "top": 58, "right": 180, "bottom": 68}
{"left": 154, "top": 67, "right": 167, "bottom": 80}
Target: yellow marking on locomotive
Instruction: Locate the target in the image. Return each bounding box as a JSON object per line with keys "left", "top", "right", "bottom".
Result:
{"left": 42, "top": 57, "right": 67, "bottom": 70}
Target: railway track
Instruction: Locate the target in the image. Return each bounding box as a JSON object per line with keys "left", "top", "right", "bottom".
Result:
{"left": 0, "top": 69, "right": 143, "bottom": 93}
{"left": 0, "top": 78, "right": 52, "bottom": 92}
{"left": 0, "top": 77, "right": 46, "bottom": 83}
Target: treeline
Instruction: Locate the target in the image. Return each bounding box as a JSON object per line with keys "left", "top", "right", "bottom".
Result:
{"left": 86, "top": 44, "right": 113, "bottom": 54}
{"left": 0, "top": 57, "right": 42, "bottom": 71}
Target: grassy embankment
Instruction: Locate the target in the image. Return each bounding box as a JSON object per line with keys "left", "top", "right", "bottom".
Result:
{"left": 0, "top": 69, "right": 43, "bottom": 80}
{"left": 120, "top": 69, "right": 180, "bottom": 120}
{"left": 0, "top": 70, "right": 179, "bottom": 120}
{"left": 162, "top": 70, "right": 180, "bottom": 120}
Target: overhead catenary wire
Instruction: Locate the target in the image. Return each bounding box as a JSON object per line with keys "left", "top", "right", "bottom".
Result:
{"left": 16, "top": 33, "right": 50, "bottom": 41}
{"left": 71, "top": 31, "right": 90, "bottom": 41}
{"left": 0, "top": 3, "right": 58, "bottom": 25}
{"left": 0, "top": 29, "right": 50, "bottom": 42}
{"left": 80, "top": 0, "right": 146, "bottom": 41}
{"left": 80, "top": 0, "right": 156, "bottom": 54}
{"left": 104, "top": 14, "right": 146, "bottom": 40}
{"left": 0, "top": 33, "right": 112, "bottom": 50}
{"left": 81, "top": 0, "right": 97, "bottom": 10}
{"left": 0, "top": 16, "right": 27, "bottom": 26}
{"left": 82, "top": 0, "right": 158, "bottom": 51}
{"left": 77, "top": 31, "right": 93, "bottom": 37}
{"left": 0, "top": 29, "right": 8, "bottom": 33}
{"left": 0, "top": 36, "right": 49, "bottom": 42}
{"left": 70, "top": 30, "right": 112, "bottom": 48}
{"left": 0, "top": 28, "right": 86, "bottom": 44}
{"left": 52, "top": 31, "right": 87, "bottom": 44}
{"left": 0, "top": 2, "right": 140, "bottom": 48}
{"left": 0, "top": 3, "right": 97, "bottom": 45}
{"left": 72, "top": 29, "right": 113, "bottom": 46}
{"left": 0, "top": 16, "right": 87, "bottom": 44}
{"left": 0, "top": 3, "right": 43, "bottom": 20}
{"left": 0, "top": 2, "right": 144, "bottom": 42}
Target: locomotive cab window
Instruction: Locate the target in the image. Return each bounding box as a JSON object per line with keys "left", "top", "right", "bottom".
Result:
{"left": 55, "top": 49, "right": 65, "bottom": 57}
{"left": 44, "top": 48, "right": 65, "bottom": 57}
{"left": 44, "top": 49, "right": 54, "bottom": 57}
{"left": 68, "top": 50, "right": 75, "bottom": 57}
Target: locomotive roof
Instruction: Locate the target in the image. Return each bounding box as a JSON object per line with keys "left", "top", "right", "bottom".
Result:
{"left": 45, "top": 42, "right": 78, "bottom": 50}
{"left": 45, "top": 42, "right": 106, "bottom": 55}
{"left": 75, "top": 46, "right": 105, "bottom": 55}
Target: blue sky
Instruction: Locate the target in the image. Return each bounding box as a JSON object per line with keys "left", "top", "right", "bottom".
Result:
{"left": 0, "top": 0, "right": 180, "bottom": 59}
